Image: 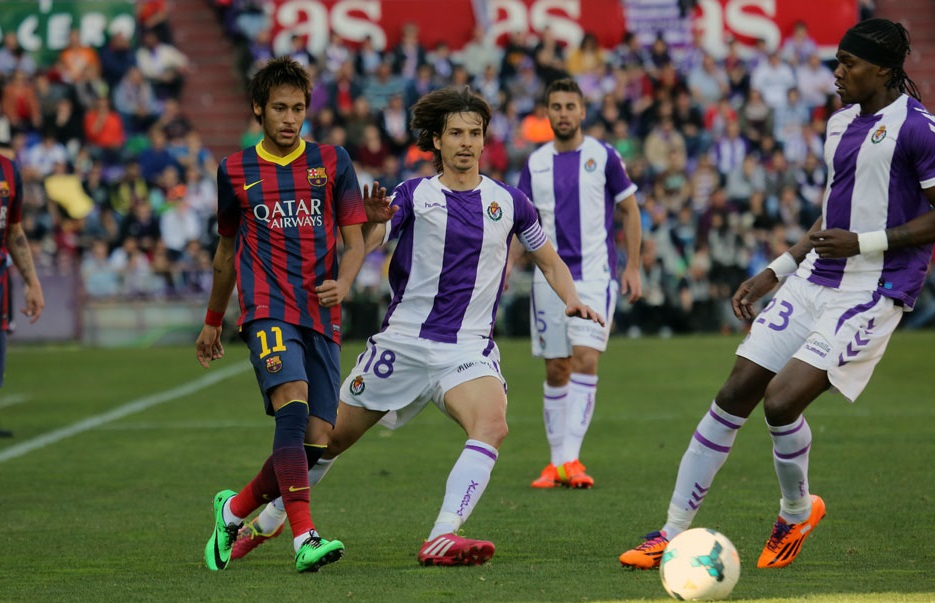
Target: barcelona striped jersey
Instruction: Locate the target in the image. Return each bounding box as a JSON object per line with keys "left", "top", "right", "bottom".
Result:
{"left": 217, "top": 140, "right": 366, "bottom": 343}
{"left": 0, "top": 157, "right": 22, "bottom": 331}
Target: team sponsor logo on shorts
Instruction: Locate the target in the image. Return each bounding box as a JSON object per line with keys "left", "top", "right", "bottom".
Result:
{"left": 870, "top": 125, "right": 887, "bottom": 144}
{"left": 486, "top": 201, "right": 502, "bottom": 221}
{"left": 265, "top": 355, "right": 283, "bottom": 373}
{"left": 349, "top": 375, "right": 365, "bottom": 395}
{"left": 0, "top": 181, "right": 8, "bottom": 198}
{"left": 584, "top": 158, "right": 597, "bottom": 172}
{"left": 804, "top": 335, "right": 831, "bottom": 359}
{"left": 307, "top": 167, "right": 328, "bottom": 187}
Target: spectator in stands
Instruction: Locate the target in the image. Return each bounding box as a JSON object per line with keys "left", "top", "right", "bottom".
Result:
{"left": 739, "top": 88, "right": 773, "bottom": 151}
{"left": 113, "top": 65, "right": 161, "bottom": 135}
{"left": 159, "top": 193, "right": 202, "bottom": 261}
{"left": 461, "top": 26, "right": 500, "bottom": 79}
{"left": 725, "top": 153, "right": 766, "bottom": 206}
{"left": 687, "top": 53, "right": 728, "bottom": 108}
{"left": 499, "top": 30, "right": 534, "bottom": 83}
{"left": 118, "top": 200, "right": 160, "bottom": 253}
{"left": 286, "top": 34, "right": 316, "bottom": 69}
{"left": 138, "top": 0, "right": 172, "bottom": 43}
{"left": 354, "top": 123, "right": 390, "bottom": 177}
{"left": 751, "top": 51, "right": 796, "bottom": 110}
{"left": 48, "top": 97, "right": 84, "bottom": 154}
{"left": 81, "top": 238, "right": 121, "bottom": 298}
{"left": 0, "top": 33, "right": 36, "bottom": 79}
{"left": 711, "top": 119, "right": 747, "bottom": 177}
{"left": 644, "top": 117, "right": 686, "bottom": 175}
{"left": 59, "top": 28, "right": 101, "bottom": 85}
{"left": 379, "top": 94, "right": 410, "bottom": 156}
{"left": 796, "top": 53, "right": 836, "bottom": 113}
{"left": 2, "top": 69, "right": 41, "bottom": 134}
{"left": 429, "top": 41, "right": 455, "bottom": 84}
{"left": 21, "top": 130, "right": 69, "bottom": 181}
{"left": 83, "top": 95, "right": 125, "bottom": 165}
{"left": 404, "top": 62, "right": 437, "bottom": 109}
{"left": 322, "top": 31, "right": 351, "bottom": 76}
{"left": 780, "top": 20, "right": 817, "bottom": 66}
{"left": 110, "top": 160, "right": 149, "bottom": 216}
{"left": 505, "top": 57, "right": 543, "bottom": 117}
{"left": 137, "top": 127, "right": 177, "bottom": 185}
{"left": 389, "top": 22, "right": 426, "bottom": 80}
{"left": 344, "top": 96, "right": 376, "bottom": 152}
{"left": 136, "top": 29, "right": 189, "bottom": 100}
{"left": 99, "top": 31, "right": 137, "bottom": 91}
{"left": 363, "top": 60, "right": 406, "bottom": 113}
{"left": 518, "top": 101, "right": 554, "bottom": 146}
{"left": 354, "top": 35, "right": 383, "bottom": 78}
{"left": 327, "top": 61, "right": 361, "bottom": 122}
{"left": 772, "top": 87, "right": 810, "bottom": 141}
{"left": 155, "top": 98, "right": 193, "bottom": 141}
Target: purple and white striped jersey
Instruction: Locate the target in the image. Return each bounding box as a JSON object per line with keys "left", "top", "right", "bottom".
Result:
{"left": 380, "top": 175, "right": 548, "bottom": 343}
{"left": 797, "top": 94, "right": 935, "bottom": 309}
{"left": 518, "top": 136, "right": 637, "bottom": 283}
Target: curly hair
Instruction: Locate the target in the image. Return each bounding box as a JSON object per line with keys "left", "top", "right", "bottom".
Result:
{"left": 248, "top": 57, "right": 312, "bottom": 123}
{"left": 410, "top": 86, "right": 491, "bottom": 173}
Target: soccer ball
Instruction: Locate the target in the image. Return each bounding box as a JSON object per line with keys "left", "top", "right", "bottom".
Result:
{"left": 659, "top": 528, "right": 741, "bottom": 601}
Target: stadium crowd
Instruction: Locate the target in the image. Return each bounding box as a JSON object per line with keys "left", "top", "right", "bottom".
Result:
{"left": 4, "top": 0, "right": 931, "bottom": 335}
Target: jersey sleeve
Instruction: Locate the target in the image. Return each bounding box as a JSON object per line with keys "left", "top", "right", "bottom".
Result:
{"left": 511, "top": 187, "right": 547, "bottom": 252}
{"left": 334, "top": 146, "right": 367, "bottom": 226}
{"left": 517, "top": 162, "right": 533, "bottom": 200}
{"left": 216, "top": 158, "right": 240, "bottom": 237}
{"left": 8, "top": 161, "right": 22, "bottom": 224}
{"left": 384, "top": 181, "right": 414, "bottom": 243}
{"left": 605, "top": 144, "right": 638, "bottom": 203}
{"left": 906, "top": 112, "right": 935, "bottom": 189}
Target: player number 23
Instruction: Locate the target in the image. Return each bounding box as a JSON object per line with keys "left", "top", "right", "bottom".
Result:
{"left": 256, "top": 326, "right": 287, "bottom": 359}
{"left": 755, "top": 299, "right": 794, "bottom": 331}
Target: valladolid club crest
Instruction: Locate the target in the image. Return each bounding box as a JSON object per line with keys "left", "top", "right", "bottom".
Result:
{"left": 584, "top": 158, "right": 597, "bottom": 172}
{"left": 486, "top": 201, "right": 503, "bottom": 221}
{"left": 349, "top": 375, "right": 365, "bottom": 395}
{"left": 307, "top": 167, "right": 328, "bottom": 187}
{"left": 871, "top": 125, "right": 887, "bottom": 144}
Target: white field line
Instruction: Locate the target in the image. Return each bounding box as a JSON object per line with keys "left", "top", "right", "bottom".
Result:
{"left": 0, "top": 394, "right": 29, "bottom": 409}
{"left": 0, "top": 363, "right": 249, "bottom": 463}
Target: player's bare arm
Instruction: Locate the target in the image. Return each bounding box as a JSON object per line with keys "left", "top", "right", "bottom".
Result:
{"left": 317, "top": 223, "right": 365, "bottom": 308}
{"left": 6, "top": 222, "right": 43, "bottom": 322}
{"left": 811, "top": 187, "right": 935, "bottom": 257}
{"left": 503, "top": 235, "right": 526, "bottom": 292}
{"left": 733, "top": 218, "right": 821, "bottom": 320}
{"left": 617, "top": 193, "right": 642, "bottom": 303}
{"left": 529, "top": 241, "right": 605, "bottom": 327}
{"left": 196, "top": 235, "right": 236, "bottom": 368}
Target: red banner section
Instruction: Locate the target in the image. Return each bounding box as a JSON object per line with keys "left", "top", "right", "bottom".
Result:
{"left": 268, "top": 0, "right": 857, "bottom": 58}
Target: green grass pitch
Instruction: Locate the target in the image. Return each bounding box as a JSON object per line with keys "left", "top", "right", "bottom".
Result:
{"left": 0, "top": 332, "right": 933, "bottom": 602}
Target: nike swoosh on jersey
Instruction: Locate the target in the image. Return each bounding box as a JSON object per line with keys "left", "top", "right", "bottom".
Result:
{"left": 243, "top": 179, "right": 264, "bottom": 190}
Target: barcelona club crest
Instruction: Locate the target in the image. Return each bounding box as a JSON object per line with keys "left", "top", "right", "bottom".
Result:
{"left": 486, "top": 201, "right": 503, "bottom": 221}
{"left": 307, "top": 167, "right": 328, "bottom": 187}
{"left": 265, "top": 355, "right": 283, "bottom": 373}
{"left": 349, "top": 375, "right": 365, "bottom": 395}
{"left": 871, "top": 125, "right": 887, "bottom": 144}
{"left": 0, "top": 181, "right": 9, "bottom": 198}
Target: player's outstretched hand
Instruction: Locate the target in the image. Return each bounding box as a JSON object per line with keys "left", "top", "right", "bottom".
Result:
{"left": 565, "top": 303, "right": 606, "bottom": 327}
{"left": 731, "top": 270, "right": 779, "bottom": 320}
{"left": 810, "top": 228, "right": 859, "bottom": 259}
{"left": 196, "top": 325, "right": 224, "bottom": 369}
{"left": 363, "top": 180, "right": 397, "bottom": 223}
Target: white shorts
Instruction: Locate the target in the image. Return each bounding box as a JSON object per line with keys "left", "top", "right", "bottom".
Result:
{"left": 340, "top": 331, "right": 505, "bottom": 429}
{"left": 530, "top": 279, "right": 616, "bottom": 358}
{"left": 736, "top": 276, "right": 902, "bottom": 401}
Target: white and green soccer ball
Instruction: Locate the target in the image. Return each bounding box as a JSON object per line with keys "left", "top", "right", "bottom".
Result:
{"left": 659, "top": 528, "right": 741, "bottom": 601}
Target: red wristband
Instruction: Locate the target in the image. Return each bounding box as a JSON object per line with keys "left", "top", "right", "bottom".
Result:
{"left": 205, "top": 309, "right": 224, "bottom": 327}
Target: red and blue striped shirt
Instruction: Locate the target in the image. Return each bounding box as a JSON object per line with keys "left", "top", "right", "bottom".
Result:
{"left": 217, "top": 140, "right": 366, "bottom": 343}
{"left": 0, "top": 157, "right": 23, "bottom": 331}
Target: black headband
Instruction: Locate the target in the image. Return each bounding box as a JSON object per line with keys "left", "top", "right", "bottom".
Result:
{"left": 839, "top": 30, "right": 903, "bottom": 69}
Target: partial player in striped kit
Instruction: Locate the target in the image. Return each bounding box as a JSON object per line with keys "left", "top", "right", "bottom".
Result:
{"left": 620, "top": 18, "right": 935, "bottom": 571}
{"left": 234, "top": 86, "right": 604, "bottom": 567}
{"left": 516, "top": 78, "right": 642, "bottom": 490}
{"left": 196, "top": 57, "right": 367, "bottom": 574}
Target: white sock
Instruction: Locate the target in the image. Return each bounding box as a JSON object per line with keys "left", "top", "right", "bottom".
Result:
{"left": 309, "top": 456, "right": 336, "bottom": 487}
{"left": 562, "top": 373, "right": 597, "bottom": 463}
{"left": 543, "top": 382, "right": 569, "bottom": 466}
{"left": 663, "top": 401, "right": 746, "bottom": 538}
{"left": 255, "top": 456, "right": 337, "bottom": 533}
{"left": 293, "top": 529, "right": 320, "bottom": 553}
{"left": 428, "top": 439, "right": 498, "bottom": 540}
{"left": 768, "top": 415, "right": 812, "bottom": 523}
{"left": 222, "top": 497, "right": 244, "bottom": 526}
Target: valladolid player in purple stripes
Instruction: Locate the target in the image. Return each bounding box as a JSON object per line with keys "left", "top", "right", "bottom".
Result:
{"left": 620, "top": 17, "right": 935, "bottom": 571}
{"left": 234, "top": 85, "right": 604, "bottom": 567}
